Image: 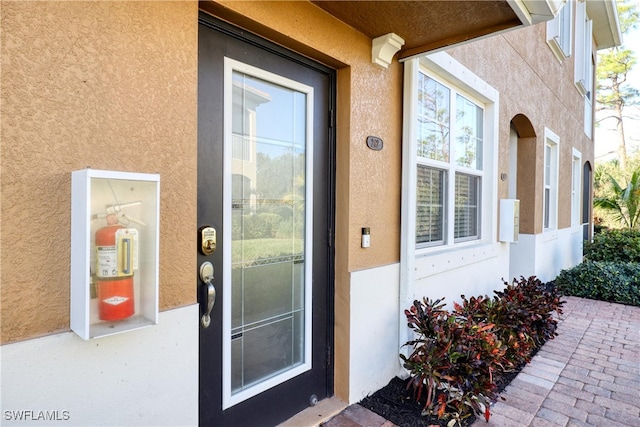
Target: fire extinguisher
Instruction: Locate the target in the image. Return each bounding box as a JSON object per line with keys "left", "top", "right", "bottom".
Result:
{"left": 95, "top": 207, "right": 138, "bottom": 321}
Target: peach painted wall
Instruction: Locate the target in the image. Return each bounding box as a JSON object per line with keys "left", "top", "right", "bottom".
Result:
{"left": 1, "top": 1, "right": 198, "bottom": 343}
{"left": 447, "top": 22, "right": 593, "bottom": 234}
{"left": 2, "top": 0, "right": 404, "bottom": 404}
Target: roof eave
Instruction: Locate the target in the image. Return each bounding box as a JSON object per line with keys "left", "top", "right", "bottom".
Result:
{"left": 508, "top": 0, "right": 565, "bottom": 25}
{"left": 587, "top": 0, "right": 622, "bottom": 50}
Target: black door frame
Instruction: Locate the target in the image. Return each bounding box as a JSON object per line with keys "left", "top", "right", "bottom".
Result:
{"left": 197, "top": 12, "right": 336, "bottom": 426}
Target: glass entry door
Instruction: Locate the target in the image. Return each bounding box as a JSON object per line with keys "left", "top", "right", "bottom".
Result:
{"left": 224, "top": 60, "right": 314, "bottom": 408}
{"left": 198, "top": 14, "right": 334, "bottom": 427}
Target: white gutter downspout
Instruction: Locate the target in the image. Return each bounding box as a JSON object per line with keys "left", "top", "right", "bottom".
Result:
{"left": 397, "top": 56, "right": 420, "bottom": 368}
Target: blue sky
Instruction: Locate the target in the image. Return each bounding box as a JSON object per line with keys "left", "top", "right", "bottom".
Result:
{"left": 594, "top": 14, "right": 640, "bottom": 160}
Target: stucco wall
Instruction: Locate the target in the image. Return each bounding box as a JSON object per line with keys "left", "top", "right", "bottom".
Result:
{"left": 448, "top": 23, "right": 594, "bottom": 235}
{"left": 1, "top": 0, "right": 404, "bottom": 407}
{"left": 1, "top": 305, "right": 199, "bottom": 427}
{"left": 1, "top": 2, "right": 198, "bottom": 343}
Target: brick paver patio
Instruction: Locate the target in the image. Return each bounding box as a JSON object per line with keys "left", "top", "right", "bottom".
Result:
{"left": 473, "top": 296, "right": 640, "bottom": 427}
{"left": 322, "top": 296, "right": 640, "bottom": 427}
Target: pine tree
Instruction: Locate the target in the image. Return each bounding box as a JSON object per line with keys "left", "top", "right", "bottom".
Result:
{"left": 596, "top": 1, "right": 639, "bottom": 170}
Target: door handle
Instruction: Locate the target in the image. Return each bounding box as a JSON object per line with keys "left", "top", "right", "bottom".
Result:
{"left": 199, "top": 261, "right": 216, "bottom": 328}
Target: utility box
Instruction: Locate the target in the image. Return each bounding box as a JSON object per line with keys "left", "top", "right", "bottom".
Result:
{"left": 499, "top": 199, "right": 520, "bottom": 243}
{"left": 71, "top": 169, "right": 160, "bottom": 339}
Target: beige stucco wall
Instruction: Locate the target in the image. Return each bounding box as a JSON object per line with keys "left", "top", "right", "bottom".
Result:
{"left": 1, "top": 1, "right": 198, "bottom": 343}
{"left": 448, "top": 22, "right": 593, "bottom": 234}
{"left": 1, "top": 0, "right": 403, "bottom": 403}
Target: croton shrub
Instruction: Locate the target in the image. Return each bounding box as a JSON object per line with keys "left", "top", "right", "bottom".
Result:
{"left": 400, "top": 276, "right": 564, "bottom": 426}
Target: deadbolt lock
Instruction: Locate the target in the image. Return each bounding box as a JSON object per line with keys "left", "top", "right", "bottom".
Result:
{"left": 199, "top": 226, "right": 217, "bottom": 255}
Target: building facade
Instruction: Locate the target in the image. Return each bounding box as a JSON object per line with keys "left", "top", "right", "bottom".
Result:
{"left": 1, "top": 1, "right": 619, "bottom": 426}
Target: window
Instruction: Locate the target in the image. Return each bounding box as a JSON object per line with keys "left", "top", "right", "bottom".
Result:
{"left": 575, "top": 1, "right": 593, "bottom": 96}
{"left": 547, "top": 0, "right": 573, "bottom": 60}
{"left": 543, "top": 129, "right": 559, "bottom": 230}
{"left": 571, "top": 149, "right": 582, "bottom": 226}
{"left": 584, "top": 52, "right": 595, "bottom": 137}
{"left": 575, "top": 1, "right": 595, "bottom": 137}
{"left": 544, "top": 145, "right": 551, "bottom": 228}
{"left": 416, "top": 73, "right": 483, "bottom": 246}
{"left": 405, "top": 53, "right": 496, "bottom": 251}
{"left": 454, "top": 173, "right": 480, "bottom": 240}
{"left": 416, "top": 166, "right": 445, "bottom": 244}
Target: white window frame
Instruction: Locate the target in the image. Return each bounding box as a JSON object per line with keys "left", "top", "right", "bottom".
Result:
{"left": 547, "top": 0, "right": 573, "bottom": 61}
{"left": 575, "top": 0, "right": 595, "bottom": 137}
{"left": 413, "top": 73, "right": 485, "bottom": 248}
{"left": 401, "top": 52, "right": 499, "bottom": 264}
{"left": 571, "top": 148, "right": 582, "bottom": 227}
{"left": 543, "top": 128, "right": 560, "bottom": 231}
{"left": 574, "top": 1, "right": 593, "bottom": 96}
{"left": 584, "top": 50, "right": 595, "bottom": 138}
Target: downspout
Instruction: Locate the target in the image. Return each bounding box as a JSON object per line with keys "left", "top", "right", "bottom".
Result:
{"left": 398, "top": 57, "right": 420, "bottom": 369}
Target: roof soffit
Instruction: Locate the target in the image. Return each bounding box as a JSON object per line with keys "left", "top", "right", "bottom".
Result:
{"left": 586, "top": 0, "right": 622, "bottom": 50}
{"left": 311, "top": 0, "right": 524, "bottom": 59}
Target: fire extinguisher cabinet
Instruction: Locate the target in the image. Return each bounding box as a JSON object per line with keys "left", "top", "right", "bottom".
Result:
{"left": 71, "top": 169, "right": 160, "bottom": 339}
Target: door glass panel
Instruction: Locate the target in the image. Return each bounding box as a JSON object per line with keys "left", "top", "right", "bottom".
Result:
{"left": 225, "top": 61, "right": 313, "bottom": 406}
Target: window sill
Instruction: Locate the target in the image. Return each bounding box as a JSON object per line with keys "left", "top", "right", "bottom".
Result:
{"left": 547, "top": 38, "right": 570, "bottom": 63}
{"left": 414, "top": 241, "right": 499, "bottom": 279}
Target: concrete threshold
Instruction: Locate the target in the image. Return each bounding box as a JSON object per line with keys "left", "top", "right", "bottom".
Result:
{"left": 278, "top": 396, "right": 348, "bottom": 427}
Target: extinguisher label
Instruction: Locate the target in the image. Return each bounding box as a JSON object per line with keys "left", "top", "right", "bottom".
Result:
{"left": 103, "top": 296, "right": 130, "bottom": 306}
{"left": 96, "top": 229, "right": 138, "bottom": 279}
{"left": 96, "top": 246, "right": 118, "bottom": 278}
{"left": 116, "top": 228, "right": 138, "bottom": 275}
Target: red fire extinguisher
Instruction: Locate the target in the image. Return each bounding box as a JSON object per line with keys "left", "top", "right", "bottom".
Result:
{"left": 95, "top": 209, "right": 136, "bottom": 321}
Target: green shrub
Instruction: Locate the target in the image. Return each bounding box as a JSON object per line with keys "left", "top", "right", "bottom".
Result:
{"left": 555, "top": 261, "right": 640, "bottom": 307}
{"left": 584, "top": 229, "right": 640, "bottom": 262}
{"left": 233, "top": 213, "right": 282, "bottom": 239}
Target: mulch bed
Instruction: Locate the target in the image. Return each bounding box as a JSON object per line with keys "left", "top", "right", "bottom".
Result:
{"left": 358, "top": 366, "right": 522, "bottom": 427}
{"left": 360, "top": 282, "right": 559, "bottom": 426}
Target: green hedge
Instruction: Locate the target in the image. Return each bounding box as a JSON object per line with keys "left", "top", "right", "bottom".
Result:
{"left": 554, "top": 261, "right": 640, "bottom": 307}
{"left": 584, "top": 229, "right": 640, "bottom": 262}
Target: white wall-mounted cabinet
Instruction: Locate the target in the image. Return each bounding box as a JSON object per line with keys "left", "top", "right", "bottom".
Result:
{"left": 71, "top": 169, "right": 160, "bottom": 339}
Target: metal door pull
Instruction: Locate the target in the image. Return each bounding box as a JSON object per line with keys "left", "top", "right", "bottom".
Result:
{"left": 199, "top": 262, "right": 216, "bottom": 328}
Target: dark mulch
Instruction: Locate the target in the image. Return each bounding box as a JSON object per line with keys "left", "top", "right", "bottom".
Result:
{"left": 360, "top": 282, "right": 560, "bottom": 426}
{"left": 358, "top": 366, "right": 522, "bottom": 427}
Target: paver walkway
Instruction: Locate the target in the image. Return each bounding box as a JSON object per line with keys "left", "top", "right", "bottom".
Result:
{"left": 321, "top": 297, "right": 640, "bottom": 427}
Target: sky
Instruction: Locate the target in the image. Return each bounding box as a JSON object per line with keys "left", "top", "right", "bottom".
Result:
{"left": 594, "top": 9, "right": 640, "bottom": 161}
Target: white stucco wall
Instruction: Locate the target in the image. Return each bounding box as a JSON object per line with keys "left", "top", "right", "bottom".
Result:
{"left": 413, "top": 243, "right": 510, "bottom": 305}
{"left": 0, "top": 305, "right": 198, "bottom": 427}
{"left": 348, "top": 263, "right": 402, "bottom": 403}
{"left": 510, "top": 226, "right": 584, "bottom": 283}
{"left": 348, "top": 225, "right": 583, "bottom": 406}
